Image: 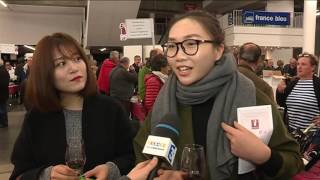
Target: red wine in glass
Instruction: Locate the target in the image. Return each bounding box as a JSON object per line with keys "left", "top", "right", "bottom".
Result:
{"left": 65, "top": 139, "right": 86, "bottom": 174}
{"left": 180, "top": 144, "right": 206, "bottom": 180}
{"left": 66, "top": 159, "right": 86, "bottom": 172}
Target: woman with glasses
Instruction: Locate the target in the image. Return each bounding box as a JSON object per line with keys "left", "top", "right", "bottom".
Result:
{"left": 134, "top": 11, "right": 302, "bottom": 180}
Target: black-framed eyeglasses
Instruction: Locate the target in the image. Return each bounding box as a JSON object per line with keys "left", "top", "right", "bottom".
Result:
{"left": 161, "top": 39, "right": 218, "bottom": 58}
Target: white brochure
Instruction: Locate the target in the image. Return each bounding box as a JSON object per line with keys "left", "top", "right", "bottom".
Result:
{"left": 237, "top": 105, "right": 274, "bottom": 174}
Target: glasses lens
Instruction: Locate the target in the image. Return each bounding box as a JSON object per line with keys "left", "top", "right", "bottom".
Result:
{"left": 163, "top": 42, "right": 177, "bottom": 58}
{"left": 182, "top": 39, "right": 198, "bottom": 55}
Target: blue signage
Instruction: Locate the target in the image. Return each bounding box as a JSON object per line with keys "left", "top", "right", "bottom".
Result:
{"left": 243, "top": 11, "right": 290, "bottom": 25}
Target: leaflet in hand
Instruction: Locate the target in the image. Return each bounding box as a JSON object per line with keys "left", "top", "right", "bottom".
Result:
{"left": 237, "top": 105, "right": 274, "bottom": 174}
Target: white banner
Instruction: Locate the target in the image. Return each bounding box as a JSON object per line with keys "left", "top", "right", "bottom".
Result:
{"left": 0, "top": 44, "right": 18, "bottom": 54}
{"left": 125, "top": 18, "right": 154, "bottom": 39}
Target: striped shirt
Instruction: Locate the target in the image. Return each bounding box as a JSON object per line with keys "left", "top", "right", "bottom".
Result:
{"left": 286, "top": 80, "right": 320, "bottom": 131}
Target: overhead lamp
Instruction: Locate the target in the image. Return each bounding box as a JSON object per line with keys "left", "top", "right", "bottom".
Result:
{"left": 0, "top": 0, "right": 7, "bottom": 7}
{"left": 99, "top": 48, "right": 106, "bottom": 52}
{"left": 24, "top": 45, "right": 35, "bottom": 51}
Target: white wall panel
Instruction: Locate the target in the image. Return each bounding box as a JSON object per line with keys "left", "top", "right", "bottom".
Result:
{"left": 226, "top": 26, "right": 303, "bottom": 47}
{"left": 270, "top": 48, "right": 293, "bottom": 64}
{"left": 123, "top": 45, "right": 142, "bottom": 65}
{"left": 0, "top": 5, "right": 84, "bottom": 45}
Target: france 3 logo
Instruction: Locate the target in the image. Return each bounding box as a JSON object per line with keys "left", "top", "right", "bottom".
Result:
{"left": 167, "top": 144, "right": 176, "bottom": 164}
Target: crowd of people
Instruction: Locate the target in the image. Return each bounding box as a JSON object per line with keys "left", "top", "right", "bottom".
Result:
{"left": 0, "top": 9, "right": 319, "bottom": 180}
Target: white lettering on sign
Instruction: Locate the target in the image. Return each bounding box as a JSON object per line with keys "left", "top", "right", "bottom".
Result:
{"left": 255, "top": 15, "right": 273, "bottom": 21}
{"left": 275, "top": 16, "right": 287, "bottom": 21}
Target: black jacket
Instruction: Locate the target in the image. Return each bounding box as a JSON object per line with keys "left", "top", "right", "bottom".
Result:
{"left": 283, "top": 64, "right": 297, "bottom": 77}
{"left": 109, "top": 65, "right": 137, "bottom": 100}
{"left": 10, "top": 94, "right": 134, "bottom": 180}
{"left": 0, "top": 66, "right": 9, "bottom": 103}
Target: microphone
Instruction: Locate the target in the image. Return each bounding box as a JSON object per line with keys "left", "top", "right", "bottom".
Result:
{"left": 142, "top": 113, "right": 180, "bottom": 180}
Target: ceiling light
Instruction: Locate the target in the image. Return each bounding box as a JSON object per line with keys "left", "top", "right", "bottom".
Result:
{"left": 99, "top": 48, "right": 106, "bottom": 51}
{"left": 0, "top": 0, "right": 7, "bottom": 7}
{"left": 317, "top": 12, "right": 320, "bottom": 16}
{"left": 24, "top": 45, "right": 35, "bottom": 51}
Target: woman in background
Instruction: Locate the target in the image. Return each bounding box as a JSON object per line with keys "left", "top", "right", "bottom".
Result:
{"left": 276, "top": 52, "right": 320, "bottom": 131}
{"left": 144, "top": 54, "right": 170, "bottom": 113}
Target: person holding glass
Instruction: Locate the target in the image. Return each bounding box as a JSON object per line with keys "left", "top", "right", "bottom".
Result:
{"left": 10, "top": 33, "right": 157, "bottom": 180}
{"left": 134, "top": 11, "right": 303, "bottom": 180}
{"left": 276, "top": 53, "right": 320, "bottom": 132}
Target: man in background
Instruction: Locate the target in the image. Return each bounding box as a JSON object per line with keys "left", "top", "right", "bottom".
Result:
{"left": 130, "top": 55, "right": 142, "bottom": 93}
{"left": 238, "top": 42, "right": 274, "bottom": 101}
{"left": 20, "top": 53, "right": 33, "bottom": 107}
{"left": 130, "top": 55, "right": 142, "bottom": 74}
{"left": 0, "top": 59, "right": 10, "bottom": 128}
{"left": 109, "top": 57, "right": 137, "bottom": 117}
{"left": 275, "top": 60, "right": 284, "bottom": 75}
{"left": 264, "top": 59, "right": 275, "bottom": 70}
{"left": 283, "top": 58, "right": 297, "bottom": 77}
{"left": 97, "top": 50, "right": 120, "bottom": 95}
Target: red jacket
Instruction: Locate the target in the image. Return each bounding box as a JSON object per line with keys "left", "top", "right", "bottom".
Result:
{"left": 97, "top": 59, "right": 117, "bottom": 94}
{"left": 144, "top": 74, "right": 163, "bottom": 113}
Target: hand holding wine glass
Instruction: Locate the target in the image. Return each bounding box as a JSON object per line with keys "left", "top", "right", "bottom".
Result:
{"left": 50, "top": 164, "right": 79, "bottom": 179}
{"left": 180, "top": 144, "right": 206, "bottom": 180}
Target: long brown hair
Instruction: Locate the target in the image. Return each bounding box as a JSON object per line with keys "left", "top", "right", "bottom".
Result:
{"left": 26, "top": 32, "right": 97, "bottom": 112}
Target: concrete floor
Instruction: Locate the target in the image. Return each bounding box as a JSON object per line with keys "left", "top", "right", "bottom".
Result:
{"left": 0, "top": 105, "right": 25, "bottom": 179}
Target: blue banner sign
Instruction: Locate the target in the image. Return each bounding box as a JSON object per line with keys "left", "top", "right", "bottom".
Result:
{"left": 243, "top": 11, "right": 290, "bottom": 25}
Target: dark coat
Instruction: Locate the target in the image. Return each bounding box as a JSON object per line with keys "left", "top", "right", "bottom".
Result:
{"left": 10, "top": 94, "right": 134, "bottom": 180}
{"left": 283, "top": 64, "right": 297, "bottom": 77}
{"left": 131, "top": 63, "right": 140, "bottom": 74}
{"left": 0, "top": 66, "right": 9, "bottom": 103}
{"left": 14, "top": 63, "right": 26, "bottom": 84}
{"left": 109, "top": 65, "right": 137, "bottom": 101}
{"left": 238, "top": 64, "right": 274, "bottom": 101}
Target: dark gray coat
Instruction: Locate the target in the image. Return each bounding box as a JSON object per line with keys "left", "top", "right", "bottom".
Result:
{"left": 0, "top": 66, "right": 9, "bottom": 103}
{"left": 109, "top": 65, "right": 137, "bottom": 100}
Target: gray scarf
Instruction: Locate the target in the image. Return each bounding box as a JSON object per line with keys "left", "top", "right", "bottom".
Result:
{"left": 151, "top": 53, "right": 256, "bottom": 180}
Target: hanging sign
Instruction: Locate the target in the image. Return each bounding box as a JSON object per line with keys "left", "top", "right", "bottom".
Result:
{"left": 0, "top": 44, "right": 18, "bottom": 54}
{"left": 125, "top": 18, "right": 153, "bottom": 39}
{"left": 243, "top": 11, "right": 290, "bottom": 25}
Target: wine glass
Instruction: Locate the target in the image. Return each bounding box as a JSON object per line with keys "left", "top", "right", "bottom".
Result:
{"left": 180, "top": 144, "right": 206, "bottom": 180}
{"left": 65, "top": 139, "right": 86, "bottom": 175}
